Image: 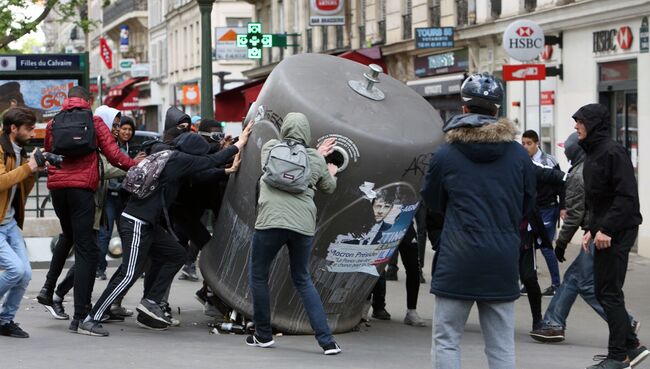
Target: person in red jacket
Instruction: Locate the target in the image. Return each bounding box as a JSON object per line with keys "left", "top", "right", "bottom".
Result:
{"left": 36, "top": 86, "right": 139, "bottom": 331}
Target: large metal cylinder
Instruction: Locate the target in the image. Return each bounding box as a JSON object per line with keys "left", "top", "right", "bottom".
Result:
{"left": 200, "top": 53, "right": 444, "bottom": 334}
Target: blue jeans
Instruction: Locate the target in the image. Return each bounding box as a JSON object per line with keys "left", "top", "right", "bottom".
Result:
{"left": 432, "top": 296, "right": 515, "bottom": 369}
{"left": 0, "top": 219, "right": 31, "bottom": 324}
{"left": 249, "top": 228, "right": 334, "bottom": 347}
{"left": 97, "top": 193, "right": 124, "bottom": 273}
{"left": 539, "top": 206, "right": 561, "bottom": 287}
{"left": 543, "top": 242, "right": 634, "bottom": 329}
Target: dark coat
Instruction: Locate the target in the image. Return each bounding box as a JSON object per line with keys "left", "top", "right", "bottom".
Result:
{"left": 421, "top": 116, "right": 536, "bottom": 301}
{"left": 555, "top": 133, "right": 586, "bottom": 248}
{"left": 573, "top": 104, "right": 642, "bottom": 236}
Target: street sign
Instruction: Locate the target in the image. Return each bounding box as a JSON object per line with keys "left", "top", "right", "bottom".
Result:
{"left": 131, "top": 63, "right": 150, "bottom": 77}
{"left": 503, "top": 20, "right": 544, "bottom": 61}
{"left": 100, "top": 37, "right": 113, "bottom": 69}
{"left": 309, "top": 0, "right": 345, "bottom": 26}
{"left": 118, "top": 58, "right": 136, "bottom": 72}
{"left": 640, "top": 17, "right": 648, "bottom": 53}
{"left": 502, "top": 64, "right": 546, "bottom": 81}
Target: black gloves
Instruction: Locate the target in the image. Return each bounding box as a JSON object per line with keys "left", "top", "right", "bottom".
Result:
{"left": 554, "top": 242, "right": 567, "bottom": 262}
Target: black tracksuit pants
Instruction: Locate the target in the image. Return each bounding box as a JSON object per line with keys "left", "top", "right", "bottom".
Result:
{"left": 49, "top": 189, "right": 97, "bottom": 320}
{"left": 88, "top": 214, "right": 186, "bottom": 321}
{"left": 594, "top": 227, "right": 639, "bottom": 361}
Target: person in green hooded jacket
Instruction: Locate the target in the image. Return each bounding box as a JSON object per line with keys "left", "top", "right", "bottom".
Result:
{"left": 246, "top": 112, "right": 341, "bottom": 355}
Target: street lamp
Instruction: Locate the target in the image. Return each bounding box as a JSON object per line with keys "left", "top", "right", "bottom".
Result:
{"left": 197, "top": 0, "right": 214, "bottom": 119}
{"left": 213, "top": 71, "right": 231, "bottom": 92}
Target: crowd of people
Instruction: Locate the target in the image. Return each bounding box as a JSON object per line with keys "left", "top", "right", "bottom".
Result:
{"left": 0, "top": 75, "right": 647, "bottom": 366}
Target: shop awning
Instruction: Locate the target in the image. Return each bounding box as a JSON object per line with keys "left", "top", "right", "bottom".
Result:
{"left": 406, "top": 73, "right": 465, "bottom": 97}
{"left": 214, "top": 78, "right": 265, "bottom": 122}
{"left": 104, "top": 77, "right": 146, "bottom": 110}
{"left": 338, "top": 46, "right": 387, "bottom": 72}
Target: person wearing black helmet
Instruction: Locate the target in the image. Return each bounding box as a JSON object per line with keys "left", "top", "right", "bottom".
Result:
{"left": 421, "top": 72, "right": 536, "bottom": 369}
{"left": 573, "top": 104, "right": 646, "bottom": 369}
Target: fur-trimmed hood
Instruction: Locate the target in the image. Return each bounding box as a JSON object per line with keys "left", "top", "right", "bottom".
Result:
{"left": 444, "top": 117, "right": 519, "bottom": 163}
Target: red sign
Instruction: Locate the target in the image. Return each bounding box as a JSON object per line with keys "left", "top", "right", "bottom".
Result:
{"left": 540, "top": 45, "right": 553, "bottom": 60}
{"left": 315, "top": 0, "right": 340, "bottom": 12}
{"left": 541, "top": 91, "right": 555, "bottom": 105}
{"left": 516, "top": 26, "right": 534, "bottom": 37}
{"left": 100, "top": 37, "right": 113, "bottom": 69}
{"left": 503, "top": 64, "right": 546, "bottom": 81}
{"left": 617, "top": 26, "right": 633, "bottom": 50}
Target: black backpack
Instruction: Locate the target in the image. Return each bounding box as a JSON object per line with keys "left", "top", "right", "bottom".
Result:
{"left": 51, "top": 109, "right": 97, "bottom": 156}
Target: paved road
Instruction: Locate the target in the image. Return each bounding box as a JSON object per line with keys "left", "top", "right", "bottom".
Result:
{"left": 2, "top": 245, "right": 650, "bottom": 369}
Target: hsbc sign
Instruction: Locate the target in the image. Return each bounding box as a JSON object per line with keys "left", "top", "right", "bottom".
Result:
{"left": 503, "top": 20, "right": 545, "bottom": 61}
{"left": 593, "top": 26, "right": 634, "bottom": 53}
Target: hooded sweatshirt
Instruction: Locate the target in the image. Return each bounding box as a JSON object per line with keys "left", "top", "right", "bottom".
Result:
{"left": 573, "top": 103, "right": 642, "bottom": 236}
{"left": 164, "top": 106, "right": 191, "bottom": 131}
{"left": 95, "top": 105, "right": 121, "bottom": 131}
{"left": 44, "top": 98, "right": 137, "bottom": 191}
{"left": 123, "top": 132, "right": 238, "bottom": 224}
{"left": 555, "top": 132, "right": 586, "bottom": 248}
{"left": 255, "top": 112, "right": 337, "bottom": 236}
{"left": 421, "top": 115, "right": 536, "bottom": 301}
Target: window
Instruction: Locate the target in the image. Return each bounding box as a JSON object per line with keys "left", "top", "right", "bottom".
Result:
{"left": 189, "top": 24, "right": 194, "bottom": 66}
{"left": 321, "top": 26, "right": 329, "bottom": 51}
{"left": 336, "top": 25, "right": 344, "bottom": 49}
{"left": 403, "top": 0, "right": 412, "bottom": 39}
{"left": 151, "top": 43, "right": 158, "bottom": 76}
{"left": 525, "top": 0, "right": 536, "bottom": 12}
{"left": 429, "top": 0, "right": 440, "bottom": 27}
{"left": 226, "top": 17, "right": 252, "bottom": 27}
{"left": 196, "top": 21, "right": 200, "bottom": 67}
{"left": 377, "top": 0, "right": 386, "bottom": 43}
{"left": 456, "top": 0, "right": 476, "bottom": 27}
{"left": 306, "top": 28, "right": 313, "bottom": 53}
{"left": 491, "top": 0, "right": 501, "bottom": 19}
{"left": 358, "top": 0, "right": 366, "bottom": 47}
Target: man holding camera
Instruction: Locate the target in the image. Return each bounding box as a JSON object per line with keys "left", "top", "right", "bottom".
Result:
{"left": 0, "top": 107, "right": 45, "bottom": 338}
{"left": 38, "top": 86, "right": 139, "bottom": 332}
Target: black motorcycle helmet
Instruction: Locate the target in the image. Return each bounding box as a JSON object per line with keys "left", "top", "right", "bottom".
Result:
{"left": 460, "top": 72, "right": 504, "bottom": 114}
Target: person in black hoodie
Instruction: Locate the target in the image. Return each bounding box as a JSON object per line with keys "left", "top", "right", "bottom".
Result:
{"left": 77, "top": 124, "right": 252, "bottom": 337}
{"left": 573, "top": 104, "right": 646, "bottom": 369}
{"left": 163, "top": 106, "right": 191, "bottom": 142}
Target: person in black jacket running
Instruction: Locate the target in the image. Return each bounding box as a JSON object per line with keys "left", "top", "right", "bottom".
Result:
{"left": 77, "top": 124, "right": 252, "bottom": 337}
{"left": 573, "top": 103, "right": 646, "bottom": 369}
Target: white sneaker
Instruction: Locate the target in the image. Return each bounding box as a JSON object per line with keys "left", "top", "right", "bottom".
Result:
{"left": 404, "top": 310, "right": 426, "bottom": 327}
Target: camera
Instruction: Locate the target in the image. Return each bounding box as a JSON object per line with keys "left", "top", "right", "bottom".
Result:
{"left": 34, "top": 150, "right": 64, "bottom": 169}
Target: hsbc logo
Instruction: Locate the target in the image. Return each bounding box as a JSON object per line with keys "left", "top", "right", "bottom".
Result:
{"left": 593, "top": 26, "right": 634, "bottom": 53}
{"left": 516, "top": 27, "right": 534, "bottom": 37}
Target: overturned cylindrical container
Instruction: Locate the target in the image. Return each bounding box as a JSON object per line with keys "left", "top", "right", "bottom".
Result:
{"left": 200, "top": 53, "right": 444, "bottom": 334}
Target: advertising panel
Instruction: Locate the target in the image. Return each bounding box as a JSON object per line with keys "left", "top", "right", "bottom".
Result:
{"left": 309, "top": 0, "right": 345, "bottom": 26}
{"left": 0, "top": 79, "right": 78, "bottom": 121}
{"left": 215, "top": 27, "right": 248, "bottom": 60}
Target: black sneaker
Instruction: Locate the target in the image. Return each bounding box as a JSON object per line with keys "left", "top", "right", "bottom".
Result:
{"left": 385, "top": 266, "right": 398, "bottom": 281}
{"left": 77, "top": 319, "right": 109, "bottom": 337}
{"left": 542, "top": 285, "right": 557, "bottom": 297}
{"left": 37, "top": 287, "right": 53, "bottom": 306}
{"left": 529, "top": 326, "right": 565, "bottom": 343}
{"left": 322, "top": 341, "right": 342, "bottom": 355}
{"left": 587, "top": 356, "right": 631, "bottom": 369}
{"left": 0, "top": 321, "right": 29, "bottom": 338}
{"left": 520, "top": 285, "right": 528, "bottom": 296}
{"left": 136, "top": 313, "right": 169, "bottom": 331}
{"left": 44, "top": 298, "right": 69, "bottom": 320}
{"left": 101, "top": 312, "right": 125, "bottom": 323}
{"left": 628, "top": 345, "right": 649, "bottom": 367}
{"left": 68, "top": 319, "right": 80, "bottom": 333}
{"left": 96, "top": 270, "right": 107, "bottom": 280}
{"left": 245, "top": 334, "right": 275, "bottom": 348}
{"left": 137, "top": 298, "right": 172, "bottom": 325}
{"left": 195, "top": 287, "right": 208, "bottom": 306}
{"left": 372, "top": 308, "right": 391, "bottom": 320}
{"left": 159, "top": 301, "right": 180, "bottom": 326}
{"left": 631, "top": 320, "right": 641, "bottom": 335}
{"left": 110, "top": 303, "right": 133, "bottom": 317}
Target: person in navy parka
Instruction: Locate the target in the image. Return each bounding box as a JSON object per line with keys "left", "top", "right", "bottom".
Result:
{"left": 421, "top": 73, "right": 536, "bottom": 369}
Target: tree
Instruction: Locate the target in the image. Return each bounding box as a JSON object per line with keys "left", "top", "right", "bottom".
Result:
{"left": 0, "top": 0, "right": 110, "bottom": 50}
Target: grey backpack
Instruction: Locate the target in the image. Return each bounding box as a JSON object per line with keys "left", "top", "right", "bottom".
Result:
{"left": 122, "top": 150, "right": 173, "bottom": 199}
{"left": 262, "top": 139, "right": 311, "bottom": 193}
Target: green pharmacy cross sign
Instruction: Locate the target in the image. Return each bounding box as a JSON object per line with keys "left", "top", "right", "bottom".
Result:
{"left": 236, "top": 22, "right": 272, "bottom": 59}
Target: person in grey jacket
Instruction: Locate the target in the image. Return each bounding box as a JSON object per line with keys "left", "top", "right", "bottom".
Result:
{"left": 246, "top": 112, "right": 341, "bottom": 355}
{"left": 529, "top": 134, "right": 644, "bottom": 353}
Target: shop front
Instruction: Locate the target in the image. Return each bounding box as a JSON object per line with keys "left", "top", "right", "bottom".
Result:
{"left": 407, "top": 49, "right": 469, "bottom": 122}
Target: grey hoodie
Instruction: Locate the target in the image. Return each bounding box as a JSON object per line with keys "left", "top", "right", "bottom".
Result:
{"left": 255, "top": 112, "right": 337, "bottom": 236}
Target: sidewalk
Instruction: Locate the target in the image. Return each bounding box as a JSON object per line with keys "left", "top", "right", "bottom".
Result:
{"left": 2, "top": 244, "right": 649, "bottom": 369}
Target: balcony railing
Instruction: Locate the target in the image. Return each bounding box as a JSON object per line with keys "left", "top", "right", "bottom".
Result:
{"left": 103, "top": 0, "right": 147, "bottom": 27}
{"left": 403, "top": 14, "right": 412, "bottom": 39}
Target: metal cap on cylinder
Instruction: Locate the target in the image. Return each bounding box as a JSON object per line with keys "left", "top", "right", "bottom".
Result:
{"left": 348, "top": 63, "right": 385, "bottom": 101}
